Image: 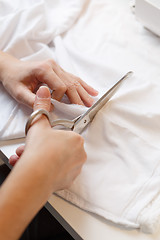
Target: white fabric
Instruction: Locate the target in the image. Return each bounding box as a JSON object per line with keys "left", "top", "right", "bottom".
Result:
{"left": 0, "top": 0, "right": 160, "bottom": 234}
{"left": 0, "top": 0, "right": 86, "bottom": 139}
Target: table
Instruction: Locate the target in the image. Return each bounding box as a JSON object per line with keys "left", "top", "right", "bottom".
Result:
{"left": 0, "top": 138, "right": 160, "bottom": 240}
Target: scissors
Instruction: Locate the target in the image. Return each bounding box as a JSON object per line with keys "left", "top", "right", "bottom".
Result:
{"left": 25, "top": 71, "right": 133, "bottom": 135}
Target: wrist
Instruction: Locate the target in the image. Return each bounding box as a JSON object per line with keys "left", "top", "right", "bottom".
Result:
{"left": 0, "top": 50, "right": 19, "bottom": 84}
{"left": 17, "top": 149, "right": 58, "bottom": 193}
{"left": 0, "top": 153, "right": 53, "bottom": 239}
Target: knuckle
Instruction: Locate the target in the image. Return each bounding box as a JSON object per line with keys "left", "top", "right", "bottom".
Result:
{"left": 66, "top": 81, "right": 80, "bottom": 92}
{"left": 67, "top": 85, "right": 74, "bottom": 92}
{"left": 74, "top": 133, "right": 85, "bottom": 146}
{"left": 68, "top": 73, "right": 81, "bottom": 83}
{"left": 33, "top": 62, "right": 51, "bottom": 77}
{"left": 73, "top": 80, "right": 81, "bottom": 89}
{"left": 67, "top": 85, "right": 75, "bottom": 92}
{"left": 74, "top": 81, "right": 81, "bottom": 89}
{"left": 47, "top": 59, "right": 56, "bottom": 65}
{"left": 46, "top": 59, "right": 58, "bottom": 71}
{"left": 56, "top": 84, "right": 67, "bottom": 93}
{"left": 73, "top": 76, "right": 82, "bottom": 84}
{"left": 34, "top": 101, "right": 48, "bottom": 109}
{"left": 75, "top": 77, "right": 81, "bottom": 83}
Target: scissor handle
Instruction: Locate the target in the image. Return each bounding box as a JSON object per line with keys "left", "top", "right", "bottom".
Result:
{"left": 51, "top": 119, "right": 75, "bottom": 129}
{"left": 25, "top": 109, "right": 51, "bottom": 135}
{"left": 25, "top": 109, "right": 75, "bottom": 135}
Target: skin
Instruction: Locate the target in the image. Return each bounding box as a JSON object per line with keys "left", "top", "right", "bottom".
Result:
{"left": 0, "top": 86, "right": 87, "bottom": 240}
{"left": 0, "top": 51, "right": 98, "bottom": 108}
{"left": 0, "top": 51, "right": 98, "bottom": 239}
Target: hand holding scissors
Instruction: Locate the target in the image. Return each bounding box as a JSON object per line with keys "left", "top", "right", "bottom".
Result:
{"left": 25, "top": 71, "right": 133, "bottom": 135}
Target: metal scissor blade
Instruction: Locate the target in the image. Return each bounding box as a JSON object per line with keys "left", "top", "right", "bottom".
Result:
{"left": 73, "top": 71, "right": 133, "bottom": 134}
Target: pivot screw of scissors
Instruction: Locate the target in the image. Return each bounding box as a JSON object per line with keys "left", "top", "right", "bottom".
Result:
{"left": 84, "top": 120, "right": 87, "bottom": 124}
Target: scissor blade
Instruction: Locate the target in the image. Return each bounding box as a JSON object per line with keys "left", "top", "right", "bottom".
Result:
{"left": 87, "top": 71, "right": 133, "bottom": 121}
{"left": 73, "top": 71, "right": 133, "bottom": 134}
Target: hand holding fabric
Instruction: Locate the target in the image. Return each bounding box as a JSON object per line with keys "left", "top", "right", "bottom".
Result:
{"left": 0, "top": 51, "right": 98, "bottom": 108}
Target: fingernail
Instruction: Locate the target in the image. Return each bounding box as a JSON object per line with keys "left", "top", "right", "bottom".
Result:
{"left": 36, "top": 86, "right": 51, "bottom": 99}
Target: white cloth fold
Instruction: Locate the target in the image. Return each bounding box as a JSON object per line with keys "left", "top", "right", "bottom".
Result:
{"left": 0, "top": 0, "right": 160, "bottom": 234}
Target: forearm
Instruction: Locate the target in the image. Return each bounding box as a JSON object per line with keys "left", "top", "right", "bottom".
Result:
{"left": 0, "top": 152, "right": 55, "bottom": 240}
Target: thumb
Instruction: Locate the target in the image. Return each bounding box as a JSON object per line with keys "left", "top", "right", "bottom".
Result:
{"left": 25, "top": 86, "right": 51, "bottom": 135}
{"left": 34, "top": 86, "right": 51, "bottom": 112}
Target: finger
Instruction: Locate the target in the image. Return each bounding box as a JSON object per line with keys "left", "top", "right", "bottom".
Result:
{"left": 77, "top": 86, "right": 94, "bottom": 107}
{"left": 9, "top": 145, "right": 25, "bottom": 166}
{"left": 27, "top": 86, "right": 51, "bottom": 133}
{"left": 78, "top": 79, "right": 98, "bottom": 96}
{"left": 66, "top": 87, "right": 84, "bottom": 106}
{"left": 16, "top": 145, "right": 25, "bottom": 157}
{"left": 52, "top": 67, "right": 85, "bottom": 105}
{"left": 55, "top": 68, "right": 98, "bottom": 106}
{"left": 37, "top": 68, "right": 66, "bottom": 102}
{"left": 59, "top": 69, "right": 98, "bottom": 97}
{"left": 50, "top": 75, "right": 66, "bottom": 101}
{"left": 14, "top": 85, "right": 36, "bottom": 108}
{"left": 34, "top": 86, "right": 51, "bottom": 112}
{"left": 9, "top": 154, "right": 20, "bottom": 166}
